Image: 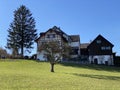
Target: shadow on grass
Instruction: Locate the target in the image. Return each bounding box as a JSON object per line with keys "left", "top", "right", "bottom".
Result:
{"left": 72, "top": 73, "right": 120, "bottom": 81}
{"left": 60, "top": 62, "right": 120, "bottom": 72}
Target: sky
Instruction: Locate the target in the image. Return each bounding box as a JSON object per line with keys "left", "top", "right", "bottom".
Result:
{"left": 0, "top": 0, "right": 120, "bottom": 56}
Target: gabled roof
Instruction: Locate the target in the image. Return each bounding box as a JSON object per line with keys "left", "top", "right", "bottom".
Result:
{"left": 35, "top": 26, "right": 80, "bottom": 43}
{"left": 69, "top": 35, "right": 80, "bottom": 42}
{"left": 88, "top": 34, "right": 114, "bottom": 48}
{"left": 35, "top": 26, "right": 70, "bottom": 42}
{"left": 80, "top": 43, "right": 89, "bottom": 49}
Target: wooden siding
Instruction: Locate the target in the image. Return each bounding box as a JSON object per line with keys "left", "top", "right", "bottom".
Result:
{"left": 88, "top": 35, "right": 113, "bottom": 55}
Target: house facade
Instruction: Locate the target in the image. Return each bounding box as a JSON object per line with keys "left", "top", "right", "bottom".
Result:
{"left": 35, "top": 26, "right": 115, "bottom": 65}
{"left": 69, "top": 35, "right": 80, "bottom": 58}
{"left": 80, "top": 43, "right": 89, "bottom": 61}
{"left": 87, "top": 35, "right": 114, "bottom": 65}
{"left": 35, "top": 26, "right": 80, "bottom": 61}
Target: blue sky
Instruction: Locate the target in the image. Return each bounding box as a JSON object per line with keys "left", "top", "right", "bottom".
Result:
{"left": 0, "top": 0, "right": 120, "bottom": 55}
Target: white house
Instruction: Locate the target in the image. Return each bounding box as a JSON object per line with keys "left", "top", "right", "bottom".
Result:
{"left": 35, "top": 26, "right": 80, "bottom": 61}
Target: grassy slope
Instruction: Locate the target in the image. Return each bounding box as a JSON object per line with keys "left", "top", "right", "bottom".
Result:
{"left": 0, "top": 60, "right": 120, "bottom": 90}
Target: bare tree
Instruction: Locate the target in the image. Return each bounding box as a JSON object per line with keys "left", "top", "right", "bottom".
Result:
{"left": 39, "top": 40, "right": 71, "bottom": 72}
{"left": 0, "top": 47, "right": 9, "bottom": 58}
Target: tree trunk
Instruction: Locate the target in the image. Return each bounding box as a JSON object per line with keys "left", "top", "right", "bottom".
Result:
{"left": 21, "top": 28, "right": 24, "bottom": 59}
{"left": 21, "top": 44, "right": 24, "bottom": 58}
{"left": 50, "top": 63, "right": 54, "bottom": 72}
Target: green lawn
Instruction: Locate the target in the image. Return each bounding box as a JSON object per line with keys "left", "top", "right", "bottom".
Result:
{"left": 0, "top": 59, "right": 120, "bottom": 90}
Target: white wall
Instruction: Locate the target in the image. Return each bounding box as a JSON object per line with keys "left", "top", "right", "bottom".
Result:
{"left": 37, "top": 51, "right": 63, "bottom": 61}
{"left": 37, "top": 51, "right": 46, "bottom": 61}
{"left": 89, "top": 55, "right": 114, "bottom": 65}
{"left": 70, "top": 42, "right": 79, "bottom": 47}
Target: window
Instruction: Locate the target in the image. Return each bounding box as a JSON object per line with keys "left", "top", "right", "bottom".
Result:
{"left": 101, "top": 47, "right": 106, "bottom": 50}
{"left": 51, "top": 34, "right": 55, "bottom": 38}
{"left": 106, "top": 46, "right": 111, "bottom": 50}
{"left": 47, "top": 34, "right": 50, "bottom": 38}
{"left": 47, "top": 34, "right": 55, "bottom": 38}
{"left": 70, "top": 47, "right": 78, "bottom": 55}
{"left": 96, "top": 40, "right": 101, "bottom": 44}
{"left": 101, "top": 46, "right": 111, "bottom": 50}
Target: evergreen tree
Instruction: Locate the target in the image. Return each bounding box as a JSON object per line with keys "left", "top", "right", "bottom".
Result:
{"left": 6, "top": 5, "right": 37, "bottom": 58}
{"left": 7, "top": 23, "right": 20, "bottom": 57}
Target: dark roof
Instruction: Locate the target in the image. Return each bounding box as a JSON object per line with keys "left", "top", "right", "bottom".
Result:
{"left": 88, "top": 34, "right": 114, "bottom": 47}
{"left": 36, "top": 26, "right": 80, "bottom": 43}
{"left": 35, "top": 26, "right": 69, "bottom": 42}
{"left": 80, "top": 43, "right": 89, "bottom": 49}
{"left": 69, "top": 35, "right": 80, "bottom": 42}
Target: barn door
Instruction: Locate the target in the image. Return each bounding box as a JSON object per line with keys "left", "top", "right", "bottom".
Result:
{"left": 94, "top": 58, "right": 98, "bottom": 64}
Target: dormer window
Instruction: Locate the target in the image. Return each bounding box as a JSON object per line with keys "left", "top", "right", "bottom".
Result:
{"left": 47, "top": 34, "right": 55, "bottom": 38}
{"left": 96, "top": 40, "right": 101, "bottom": 44}
{"left": 106, "top": 46, "right": 111, "bottom": 50}
{"left": 52, "top": 34, "right": 55, "bottom": 38}
{"left": 47, "top": 34, "right": 50, "bottom": 38}
{"left": 101, "top": 47, "right": 105, "bottom": 50}
{"left": 101, "top": 46, "right": 111, "bottom": 50}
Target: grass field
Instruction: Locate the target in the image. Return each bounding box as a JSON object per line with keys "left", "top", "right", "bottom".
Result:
{"left": 0, "top": 59, "right": 120, "bottom": 90}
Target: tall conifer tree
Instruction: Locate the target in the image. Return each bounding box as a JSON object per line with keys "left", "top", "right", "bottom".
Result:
{"left": 6, "top": 5, "right": 37, "bottom": 58}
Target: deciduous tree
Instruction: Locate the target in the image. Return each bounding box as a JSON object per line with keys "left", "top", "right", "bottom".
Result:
{"left": 39, "top": 40, "right": 71, "bottom": 72}
{"left": 0, "top": 47, "right": 9, "bottom": 58}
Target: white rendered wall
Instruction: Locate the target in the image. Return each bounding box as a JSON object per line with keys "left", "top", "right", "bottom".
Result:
{"left": 37, "top": 51, "right": 46, "bottom": 61}
{"left": 89, "top": 55, "right": 113, "bottom": 65}
{"left": 70, "top": 42, "right": 79, "bottom": 47}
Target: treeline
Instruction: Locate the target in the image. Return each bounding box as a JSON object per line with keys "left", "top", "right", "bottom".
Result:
{"left": 0, "top": 47, "right": 20, "bottom": 59}
{"left": 0, "top": 47, "right": 8, "bottom": 58}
